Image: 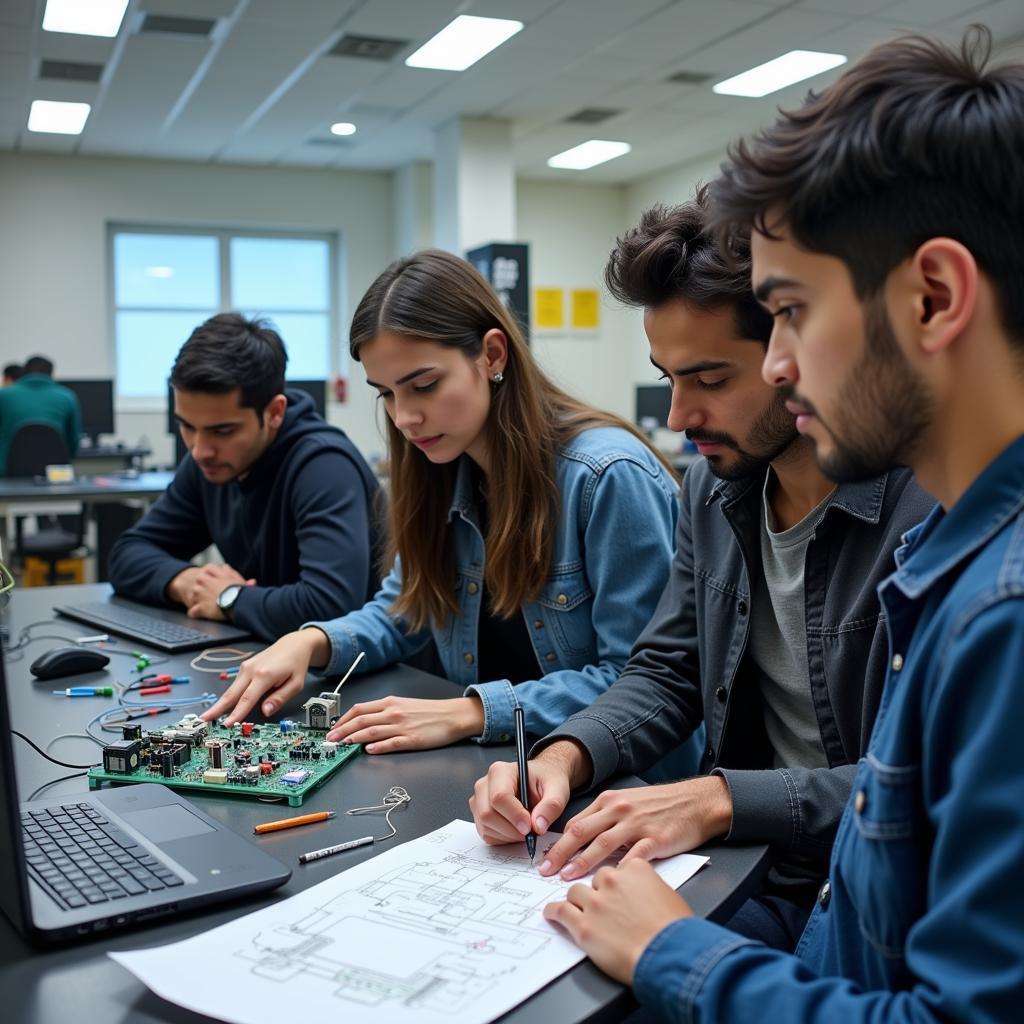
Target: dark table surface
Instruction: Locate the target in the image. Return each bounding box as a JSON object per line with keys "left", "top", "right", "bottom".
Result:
{"left": 0, "top": 584, "right": 769, "bottom": 1024}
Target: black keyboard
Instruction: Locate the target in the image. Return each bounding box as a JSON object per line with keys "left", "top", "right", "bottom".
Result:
{"left": 21, "top": 802, "right": 183, "bottom": 909}
{"left": 56, "top": 601, "right": 215, "bottom": 647}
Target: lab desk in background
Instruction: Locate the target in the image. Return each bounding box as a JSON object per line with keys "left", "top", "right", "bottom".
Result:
{"left": 0, "top": 472, "right": 174, "bottom": 580}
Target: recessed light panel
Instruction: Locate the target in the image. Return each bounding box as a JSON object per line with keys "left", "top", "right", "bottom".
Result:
{"left": 713, "top": 50, "right": 846, "bottom": 98}
{"left": 405, "top": 15, "right": 523, "bottom": 71}
{"left": 42, "top": 0, "right": 129, "bottom": 38}
{"left": 27, "top": 99, "right": 91, "bottom": 135}
{"left": 330, "top": 122, "right": 357, "bottom": 136}
{"left": 547, "top": 140, "right": 631, "bottom": 171}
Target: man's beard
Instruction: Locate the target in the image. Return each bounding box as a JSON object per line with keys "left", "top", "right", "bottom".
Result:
{"left": 797, "top": 296, "right": 933, "bottom": 483}
{"left": 687, "top": 387, "right": 798, "bottom": 481}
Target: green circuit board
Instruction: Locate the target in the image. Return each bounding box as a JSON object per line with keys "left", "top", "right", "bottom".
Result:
{"left": 88, "top": 714, "right": 361, "bottom": 807}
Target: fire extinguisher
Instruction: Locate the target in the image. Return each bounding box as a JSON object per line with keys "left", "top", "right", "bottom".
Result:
{"left": 333, "top": 376, "right": 348, "bottom": 403}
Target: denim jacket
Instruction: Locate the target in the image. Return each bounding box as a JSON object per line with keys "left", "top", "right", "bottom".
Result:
{"left": 632, "top": 435, "right": 1024, "bottom": 1024}
{"left": 305, "top": 427, "right": 679, "bottom": 742}
{"left": 539, "top": 458, "right": 933, "bottom": 890}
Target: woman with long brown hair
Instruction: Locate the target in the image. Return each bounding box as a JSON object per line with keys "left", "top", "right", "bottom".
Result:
{"left": 203, "top": 249, "right": 679, "bottom": 752}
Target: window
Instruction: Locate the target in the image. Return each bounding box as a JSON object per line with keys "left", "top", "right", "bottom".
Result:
{"left": 109, "top": 226, "right": 337, "bottom": 401}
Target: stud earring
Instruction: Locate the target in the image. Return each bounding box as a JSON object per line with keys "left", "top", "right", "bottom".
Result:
{"left": 492, "top": 372, "right": 504, "bottom": 383}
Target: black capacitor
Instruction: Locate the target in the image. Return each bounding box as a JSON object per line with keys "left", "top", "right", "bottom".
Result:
{"left": 122, "top": 724, "right": 143, "bottom": 741}
{"left": 207, "top": 742, "right": 224, "bottom": 769}
{"left": 160, "top": 752, "right": 174, "bottom": 777}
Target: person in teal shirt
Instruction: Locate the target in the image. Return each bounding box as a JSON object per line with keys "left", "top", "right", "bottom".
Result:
{"left": 0, "top": 355, "right": 81, "bottom": 474}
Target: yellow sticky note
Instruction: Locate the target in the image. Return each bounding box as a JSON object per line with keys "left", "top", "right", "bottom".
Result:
{"left": 571, "top": 289, "right": 599, "bottom": 329}
{"left": 534, "top": 288, "right": 564, "bottom": 328}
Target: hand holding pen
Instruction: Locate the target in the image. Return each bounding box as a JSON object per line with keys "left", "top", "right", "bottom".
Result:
{"left": 514, "top": 705, "right": 537, "bottom": 862}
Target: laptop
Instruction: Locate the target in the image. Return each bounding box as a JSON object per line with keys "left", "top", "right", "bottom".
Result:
{"left": 53, "top": 594, "right": 251, "bottom": 652}
{"left": 0, "top": 638, "right": 290, "bottom": 945}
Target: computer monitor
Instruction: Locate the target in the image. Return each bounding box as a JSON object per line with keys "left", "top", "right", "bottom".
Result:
{"left": 285, "top": 379, "right": 327, "bottom": 419}
{"left": 58, "top": 379, "right": 115, "bottom": 443}
{"left": 635, "top": 384, "right": 672, "bottom": 432}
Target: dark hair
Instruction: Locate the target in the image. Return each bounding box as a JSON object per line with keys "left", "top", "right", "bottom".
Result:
{"left": 711, "top": 26, "right": 1024, "bottom": 345}
{"left": 170, "top": 313, "right": 287, "bottom": 423}
{"left": 605, "top": 184, "right": 773, "bottom": 344}
{"left": 23, "top": 355, "right": 53, "bottom": 376}
{"left": 350, "top": 249, "right": 675, "bottom": 631}
{"left": 3, "top": 363, "right": 23, "bottom": 381}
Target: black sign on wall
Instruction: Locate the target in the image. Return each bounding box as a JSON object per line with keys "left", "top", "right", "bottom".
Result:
{"left": 466, "top": 242, "right": 530, "bottom": 343}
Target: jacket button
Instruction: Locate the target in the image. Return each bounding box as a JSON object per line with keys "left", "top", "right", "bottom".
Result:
{"left": 737, "top": 600, "right": 748, "bottom": 616}
{"left": 463, "top": 652, "right": 474, "bottom": 665}
{"left": 891, "top": 653, "right": 904, "bottom": 672}
{"left": 557, "top": 593, "right": 568, "bottom": 605}
{"left": 467, "top": 582, "right": 479, "bottom": 594}
{"left": 546, "top": 652, "right": 557, "bottom": 662}
{"left": 534, "top": 620, "right": 544, "bottom": 629}
{"left": 705, "top": 744, "right": 714, "bottom": 762}
{"left": 715, "top": 686, "right": 727, "bottom": 704}
{"left": 854, "top": 789, "right": 867, "bottom": 814}
{"left": 818, "top": 879, "right": 831, "bottom": 908}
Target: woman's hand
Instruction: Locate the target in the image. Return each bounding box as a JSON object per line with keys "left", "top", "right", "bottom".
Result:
{"left": 200, "top": 629, "right": 328, "bottom": 725}
{"left": 327, "top": 696, "right": 485, "bottom": 753}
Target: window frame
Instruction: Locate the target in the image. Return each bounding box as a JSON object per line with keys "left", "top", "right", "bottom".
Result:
{"left": 106, "top": 223, "right": 341, "bottom": 411}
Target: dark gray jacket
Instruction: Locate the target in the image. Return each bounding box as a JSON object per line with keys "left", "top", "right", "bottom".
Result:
{"left": 537, "top": 459, "right": 935, "bottom": 895}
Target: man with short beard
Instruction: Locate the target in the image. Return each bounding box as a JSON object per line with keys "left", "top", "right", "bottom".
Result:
{"left": 470, "top": 187, "right": 934, "bottom": 950}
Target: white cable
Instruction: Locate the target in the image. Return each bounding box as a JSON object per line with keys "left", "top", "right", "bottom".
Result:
{"left": 332, "top": 650, "right": 366, "bottom": 694}
{"left": 346, "top": 785, "right": 411, "bottom": 842}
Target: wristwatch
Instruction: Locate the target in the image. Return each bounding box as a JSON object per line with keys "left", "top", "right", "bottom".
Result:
{"left": 217, "top": 583, "right": 244, "bottom": 618}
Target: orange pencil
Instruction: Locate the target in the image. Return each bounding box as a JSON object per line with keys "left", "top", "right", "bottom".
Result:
{"left": 254, "top": 811, "right": 336, "bottom": 835}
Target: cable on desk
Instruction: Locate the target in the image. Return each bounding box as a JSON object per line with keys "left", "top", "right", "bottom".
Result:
{"left": 346, "top": 785, "right": 411, "bottom": 842}
{"left": 26, "top": 771, "right": 89, "bottom": 802}
{"left": 12, "top": 730, "right": 99, "bottom": 769}
{"left": 189, "top": 647, "right": 252, "bottom": 673}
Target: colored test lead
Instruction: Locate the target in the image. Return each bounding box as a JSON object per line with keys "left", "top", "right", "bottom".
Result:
{"left": 218, "top": 667, "right": 240, "bottom": 680}
{"left": 52, "top": 686, "right": 115, "bottom": 697}
{"left": 298, "top": 835, "right": 374, "bottom": 864}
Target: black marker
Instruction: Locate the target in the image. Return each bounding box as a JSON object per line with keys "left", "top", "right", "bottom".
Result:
{"left": 514, "top": 705, "right": 536, "bottom": 862}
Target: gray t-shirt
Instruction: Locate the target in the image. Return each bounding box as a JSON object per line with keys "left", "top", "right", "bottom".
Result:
{"left": 749, "top": 472, "right": 834, "bottom": 770}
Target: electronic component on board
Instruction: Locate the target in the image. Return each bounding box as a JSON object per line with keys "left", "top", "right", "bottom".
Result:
{"left": 301, "top": 692, "right": 341, "bottom": 730}
{"left": 205, "top": 739, "right": 225, "bottom": 769}
{"left": 203, "top": 768, "right": 228, "bottom": 785}
{"left": 122, "top": 724, "right": 143, "bottom": 741}
{"left": 102, "top": 739, "right": 141, "bottom": 774}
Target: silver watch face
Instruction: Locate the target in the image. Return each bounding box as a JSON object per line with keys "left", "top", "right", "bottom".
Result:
{"left": 218, "top": 584, "right": 242, "bottom": 609}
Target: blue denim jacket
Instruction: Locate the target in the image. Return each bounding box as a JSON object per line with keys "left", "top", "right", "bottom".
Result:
{"left": 306, "top": 427, "right": 679, "bottom": 742}
{"left": 632, "top": 434, "right": 1024, "bottom": 1024}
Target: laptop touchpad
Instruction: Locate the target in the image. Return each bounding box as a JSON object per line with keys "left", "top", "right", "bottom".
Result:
{"left": 120, "top": 804, "right": 216, "bottom": 843}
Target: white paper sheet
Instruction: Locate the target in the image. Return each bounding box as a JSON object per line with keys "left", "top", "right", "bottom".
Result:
{"left": 110, "top": 819, "right": 708, "bottom": 1024}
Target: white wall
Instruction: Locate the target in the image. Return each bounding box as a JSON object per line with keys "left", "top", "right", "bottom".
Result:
{"left": 0, "top": 152, "right": 395, "bottom": 463}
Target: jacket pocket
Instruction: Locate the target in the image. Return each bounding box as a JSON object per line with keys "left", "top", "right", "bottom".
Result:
{"left": 838, "top": 753, "right": 926, "bottom": 959}
{"left": 538, "top": 567, "right": 594, "bottom": 658}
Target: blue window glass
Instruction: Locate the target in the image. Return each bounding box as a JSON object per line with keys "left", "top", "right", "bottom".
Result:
{"left": 114, "top": 234, "right": 218, "bottom": 309}
{"left": 116, "top": 311, "right": 214, "bottom": 398}
{"left": 231, "top": 238, "right": 329, "bottom": 311}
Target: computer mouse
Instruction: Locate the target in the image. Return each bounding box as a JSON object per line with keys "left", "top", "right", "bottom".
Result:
{"left": 29, "top": 647, "right": 111, "bottom": 681}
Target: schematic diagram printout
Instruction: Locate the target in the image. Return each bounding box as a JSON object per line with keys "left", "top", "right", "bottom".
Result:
{"left": 110, "top": 819, "right": 708, "bottom": 1024}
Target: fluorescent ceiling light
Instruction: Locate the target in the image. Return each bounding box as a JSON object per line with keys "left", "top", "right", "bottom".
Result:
{"left": 713, "top": 49, "right": 846, "bottom": 97}
{"left": 27, "top": 99, "right": 91, "bottom": 135}
{"left": 330, "top": 121, "right": 357, "bottom": 136}
{"left": 42, "top": 0, "right": 129, "bottom": 37}
{"left": 547, "top": 140, "right": 631, "bottom": 170}
{"left": 405, "top": 15, "right": 523, "bottom": 71}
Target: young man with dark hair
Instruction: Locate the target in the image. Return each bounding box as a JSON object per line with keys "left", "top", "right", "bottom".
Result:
{"left": 0, "top": 353, "right": 80, "bottom": 473}
{"left": 2, "top": 363, "right": 23, "bottom": 385}
{"left": 471, "top": 188, "right": 933, "bottom": 949}
{"left": 537, "top": 27, "right": 1024, "bottom": 1024}
{"left": 109, "top": 313, "right": 381, "bottom": 641}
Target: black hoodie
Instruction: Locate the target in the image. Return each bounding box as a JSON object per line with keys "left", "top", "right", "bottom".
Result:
{"left": 108, "top": 389, "right": 381, "bottom": 640}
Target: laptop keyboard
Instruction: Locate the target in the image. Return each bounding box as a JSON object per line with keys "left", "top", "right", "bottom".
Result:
{"left": 21, "top": 802, "right": 184, "bottom": 909}
{"left": 58, "top": 602, "right": 215, "bottom": 645}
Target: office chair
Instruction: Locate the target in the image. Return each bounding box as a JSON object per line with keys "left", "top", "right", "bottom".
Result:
{"left": 7, "top": 422, "right": 86, "bottom": 585}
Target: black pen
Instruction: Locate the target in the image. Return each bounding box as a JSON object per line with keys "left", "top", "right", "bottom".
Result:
{"left": 514, "top": 705, "right": 536, "bottom": 862}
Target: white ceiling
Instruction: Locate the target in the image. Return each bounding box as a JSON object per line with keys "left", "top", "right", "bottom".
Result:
{"left": 2, "top": 0, "right": 1023, "bottom": 184}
